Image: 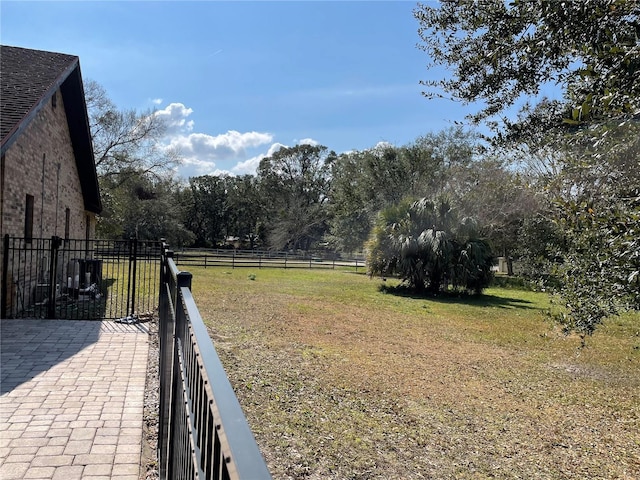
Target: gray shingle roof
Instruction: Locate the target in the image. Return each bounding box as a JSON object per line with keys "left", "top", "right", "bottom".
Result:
{"left": 1, "top": 45, "right": 78, "bottom": 144}
{"left": 0, "top": 45, "right": 101, "bottom": 213}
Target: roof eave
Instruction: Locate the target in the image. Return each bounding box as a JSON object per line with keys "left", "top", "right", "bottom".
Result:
{"left": 61, "top": 66, "right": 102, "bottom": 214}
{"left": 0, "top": 55, "right": 103, "bottom": 214}
{"left": 0, "top": 59, "right": 79, "bottom": 157}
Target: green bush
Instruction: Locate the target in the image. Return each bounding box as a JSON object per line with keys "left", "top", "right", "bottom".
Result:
{"left": 367, "top": 197, "right": 494, "bottom": 294}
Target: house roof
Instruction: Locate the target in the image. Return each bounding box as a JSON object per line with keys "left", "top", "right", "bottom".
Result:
{"left": 1, "top": 45, "right": 102, "bottom": 214}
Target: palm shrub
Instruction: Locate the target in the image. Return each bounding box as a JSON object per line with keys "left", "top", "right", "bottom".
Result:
{"left": 451, "top": 238, "right": 494, "bottom": 294}
{"left": 367, "top": 197, "right": 493, "bottom": 294}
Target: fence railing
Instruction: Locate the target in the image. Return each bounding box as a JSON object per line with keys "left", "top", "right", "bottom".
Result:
{"left": 1, "top": 235, "right": 161, "bottom": 320}
{"left": 173, "top": 248, "right": 365, "bottom": 271}
{"left": 158, "top": 245, "right": 271, "bottom": 480}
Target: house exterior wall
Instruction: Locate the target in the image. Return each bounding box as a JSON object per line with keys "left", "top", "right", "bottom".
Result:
{"left": 1, "top": 88, "right": 96, "bottom": 241}
{"left": 1, "top": 89, "right": 97, "bottom": 316}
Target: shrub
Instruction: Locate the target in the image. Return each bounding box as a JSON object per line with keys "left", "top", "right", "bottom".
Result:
{"left": 367, "top": 197, "right": 494, "bottom": 294}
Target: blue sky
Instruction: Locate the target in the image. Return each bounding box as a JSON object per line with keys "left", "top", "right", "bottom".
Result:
{"left": 1, "top": 1, "right": 478, "bottom": 179}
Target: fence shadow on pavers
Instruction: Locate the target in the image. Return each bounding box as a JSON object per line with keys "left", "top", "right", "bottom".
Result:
{"left": 0, "top": 319, "right": 101, "bottom": 395}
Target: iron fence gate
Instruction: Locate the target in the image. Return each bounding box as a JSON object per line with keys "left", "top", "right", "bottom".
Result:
{"left": 1, "top": 235, "right": 161, "bottom": 320}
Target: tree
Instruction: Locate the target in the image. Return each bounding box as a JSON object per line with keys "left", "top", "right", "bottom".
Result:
{"left": 328, "top": 128, "right": 479, "bottom": 253}
{"left": 550, "top": 194, "right": 639, "bottom": 340}
{"left": 536, "top": 129, "right": 640, "bottom": 342}
{"left": 257, "top": 144, "right": 335, "bottom": 250}
{"left": 97, "top": 169, "right": 194, "bottom": 246}
{"left": 85, "top": 80, "right": 179, "bottom": 180}
{"left": 414, "top": 1, "right": 639, "bottom": 128}
{"left": 181, "top": 175, "right": 229, "bottom": 247}
{"left": 224, "top": 175, "right": 266, "bottom": 249}
{"left": 414, "top": 0, "right": 640, "bottom": 339}
{"left": 452, "top": 157, "right": 540, "bottom": 275}
{"left": 86, "top": 80, "right": 183, "bottom": 241}
{"left": 325, "top": 150, "right": 373, "bottom": 253}
{"left": 367, "top": 197, "right": 493, "bottom": 295}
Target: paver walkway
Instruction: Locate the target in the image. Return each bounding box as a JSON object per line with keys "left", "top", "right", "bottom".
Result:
{"left": 0, "top": 319, "right": 149, "bottom": 480}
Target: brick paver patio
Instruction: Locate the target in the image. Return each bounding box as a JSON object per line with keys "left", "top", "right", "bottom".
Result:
{"left": 0, "top": 319, "right": 150, "bottom": 480}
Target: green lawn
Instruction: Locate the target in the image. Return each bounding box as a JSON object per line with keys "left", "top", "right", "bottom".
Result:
{"left": 189, "top": 267, "right": 640, "bottom": 479}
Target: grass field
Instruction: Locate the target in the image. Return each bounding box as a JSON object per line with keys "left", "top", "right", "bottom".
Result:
{"left": 190, "top": 267, "right": 640, "bottom": 480}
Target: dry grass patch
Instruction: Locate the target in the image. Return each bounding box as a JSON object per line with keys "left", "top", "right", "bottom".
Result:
{"left": 191, "top": 268, "right": 640, "bottom": 479}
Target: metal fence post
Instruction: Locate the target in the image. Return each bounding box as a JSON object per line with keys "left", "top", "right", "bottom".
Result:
{"left": 1, "top": 234, "right": 9, "bottom": 319}
{"left": 125, "top": 238, "right": 133, "bottom": 318}
{"left": 47, "top": 236, "right": 61, "bottom": 319}
{"left": 177, "top": 271, "right": 192, "bottom": 289}
{"left": 158, "top": 239, "right": 167, "bottom": 311}
{"left": 129, "top": 238, "right": 138, "bottom": 317}
{"left": 158, "top": 245, "right": 175, "bottom": 479}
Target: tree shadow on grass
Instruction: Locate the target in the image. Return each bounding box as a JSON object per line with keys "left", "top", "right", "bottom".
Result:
{"left": 379, "top": 284, "right": 539, "bottom": 310}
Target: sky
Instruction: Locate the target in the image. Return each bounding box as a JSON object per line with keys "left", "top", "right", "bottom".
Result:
{"left": 1, "top": 1, "right": 480, "bottom": 179}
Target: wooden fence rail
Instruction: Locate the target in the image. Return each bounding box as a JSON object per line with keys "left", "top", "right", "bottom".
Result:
{"left": 173, "top": 249, "right": 365, "bottom": 271}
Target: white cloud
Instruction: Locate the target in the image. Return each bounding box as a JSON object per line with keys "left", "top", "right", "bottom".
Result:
{"left": 267, "top": 142, "right": 287, "bottom": 155}
{"left": 231, "top": 142, "right": 286, "bottom": 175}
{"left": 154, "top": 102, "right": 195, "bottom": 135}
{"left": 168, "top": 130, "right": 273, "bottom": 167}
{"left": 178, "top": 160, "right": 234, "bottom": 178}
{"left": 372, "top": 141, "right": 393, "bottom": 150}
{"left": 231, "top": 155, "right": 263, "bottom": 175}
{"left": 181, "top": 157, "right": 218, "bottom": 176}
{"left": 231, "top": 142, "right": 287, "bottom": 175}
{"left": 297, "top": 138, "right": 319, "bottom": 146}
{"left": 151, "top": 98, "right": 163, "bottom": 105}
{"left": 211, "top": 168, "right": 233, "bottom": 176}
{"left": 152, "top": 100, "right": 274, "bottom": 177}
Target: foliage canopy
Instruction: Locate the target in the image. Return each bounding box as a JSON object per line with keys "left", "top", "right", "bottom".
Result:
{"left": 414, "top": 0, "right": 640, "bottom": 128}
{"left": 415, "top": 0, "right": 640, "bottom": 340}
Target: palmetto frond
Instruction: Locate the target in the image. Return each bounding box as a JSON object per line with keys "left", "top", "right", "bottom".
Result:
{"left": 368, "top": 196, "right": 494, "bottom": 294}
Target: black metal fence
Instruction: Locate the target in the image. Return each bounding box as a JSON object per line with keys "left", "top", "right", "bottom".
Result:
{"left": 158, "top": 245, "right": 271, "bottom": 479}
{"left": 1, "top": 235, "right": 161, "bottom": 320}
